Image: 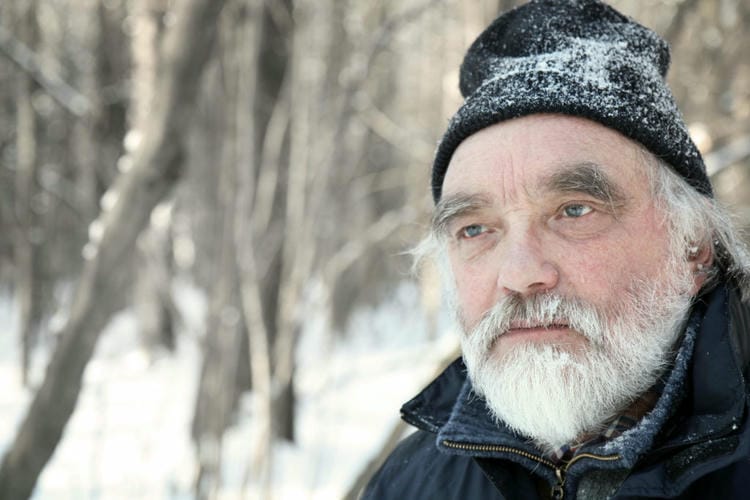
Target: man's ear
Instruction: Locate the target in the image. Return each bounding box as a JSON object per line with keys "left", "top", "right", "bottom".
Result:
{"left": 688, "top": 242, "right": 714, "bottom": 295}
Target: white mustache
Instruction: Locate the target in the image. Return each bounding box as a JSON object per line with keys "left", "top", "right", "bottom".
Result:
{"left": 470, "top": 293, "right": 607, "bottom": 350}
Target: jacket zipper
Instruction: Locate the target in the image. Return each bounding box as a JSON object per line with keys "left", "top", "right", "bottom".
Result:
{"left": 442, "top": 440, "right": 620, "bottom": 499}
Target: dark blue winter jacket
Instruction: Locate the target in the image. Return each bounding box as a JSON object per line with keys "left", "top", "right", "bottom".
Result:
{"left": 364, "top": 285, "right": 750, "bottom": 499}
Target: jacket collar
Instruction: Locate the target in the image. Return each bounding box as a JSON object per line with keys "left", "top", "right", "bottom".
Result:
{"left": 651, "top": 284, "right": 747, "bottom": 451}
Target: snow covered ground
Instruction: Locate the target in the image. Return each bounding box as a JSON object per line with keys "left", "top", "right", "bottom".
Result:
{"left": 0, "top": 280, "right": 458, "bottom": 499}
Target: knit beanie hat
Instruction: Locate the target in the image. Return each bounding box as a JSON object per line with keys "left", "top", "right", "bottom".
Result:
{"left": 431, "top": 0, "right": 712, "bottom": 201}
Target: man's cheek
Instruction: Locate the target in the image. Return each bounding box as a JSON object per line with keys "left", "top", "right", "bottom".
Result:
{"left": 455, "top": 276, "right": 493, "bottom": 329}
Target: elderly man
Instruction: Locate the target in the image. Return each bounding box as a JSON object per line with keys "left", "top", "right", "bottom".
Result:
{"left": 364, "top": 0, "right": 750, "bottom": 498}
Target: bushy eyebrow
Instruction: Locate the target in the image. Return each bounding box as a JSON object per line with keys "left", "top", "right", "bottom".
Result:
{"left": 541, "top": 162, "right": 627, "bottom": 210}
{"left": 432, "top": 193, "right": 492, "bottom": 236}
{"left": 432, "top": 163, "right": 626, "bottom": 236}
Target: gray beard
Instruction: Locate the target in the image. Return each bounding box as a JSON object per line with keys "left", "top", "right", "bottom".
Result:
{"left": 459, "top": 267, "right": 694, "bottom": 454}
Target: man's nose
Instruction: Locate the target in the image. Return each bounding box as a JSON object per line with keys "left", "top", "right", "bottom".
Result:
{"left": 496, "top": 228, "right": 559, "bottom": 297}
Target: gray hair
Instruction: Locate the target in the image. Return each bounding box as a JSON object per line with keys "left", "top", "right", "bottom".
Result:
{"left": 413, "top": 153, "right": 750, "bottom": 301}
{"left": 644, "top": 153, "right": 750, "bottom": 300}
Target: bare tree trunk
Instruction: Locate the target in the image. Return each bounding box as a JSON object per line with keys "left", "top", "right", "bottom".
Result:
{"left": 131, "top": 0, "right": 165, "bottom": 137}
{"left": 271, "top": 0, "right": 323, "bottom": 443}
{"left": 134, "top": 207, "right": 177, "bottom": 352}
{"left": 192, "top": 3, "right": 264, "bottom": 496}
{"left": 131, "top": 0, "right": 176, "bottom": 355}
{"left": 191, "top": 72, "right": 241, "bottom": 500}
{"left": 192, "top": 193, "right": 241, "bottom": 499}
{"left": 233, "top": 0, "right": 276, "bottom": 490}
{"left": 74, "top": 0, "right": 111, "bottom": 221}
{"left": 13, "top": 0, "right": 40, "bottom": 388}
{"left": 0, "top": 0, "right": 226, "bottom": 497}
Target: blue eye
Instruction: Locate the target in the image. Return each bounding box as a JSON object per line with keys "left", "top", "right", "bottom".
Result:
{"left": 562, "top": 204, "right": 592, "bottom": 218}
{"left": 461, "top": 224, "right": 486, "bottom": 238}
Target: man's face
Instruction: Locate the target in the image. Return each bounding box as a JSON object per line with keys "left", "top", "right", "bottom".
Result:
{"left": 438, "top": 114, "right": 701, "bottom": 449}
{"left": 441, "top": 113, "right": 696, "bottom": 353}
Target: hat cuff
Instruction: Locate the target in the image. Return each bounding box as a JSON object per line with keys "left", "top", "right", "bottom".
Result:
{"left": 432, "top": 67, "right": 711, "bottom": 201}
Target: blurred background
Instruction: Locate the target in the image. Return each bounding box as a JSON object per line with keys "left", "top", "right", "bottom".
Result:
{"left": 0, "top": 0, "right": 748, "bottom": 498}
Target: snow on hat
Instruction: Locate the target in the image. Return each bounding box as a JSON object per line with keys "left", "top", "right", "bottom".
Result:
{"left": 431, "top": 0, "right": 712, "bottom": 201}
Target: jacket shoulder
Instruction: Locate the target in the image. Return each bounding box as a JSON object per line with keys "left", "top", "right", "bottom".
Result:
{"left": 362, "top": 429, "right": 503, "bottom": 500}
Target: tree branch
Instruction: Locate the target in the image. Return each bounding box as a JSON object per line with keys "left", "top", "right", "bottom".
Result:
{"left": 0, "top": 24, "right": 91, "bottom": 117}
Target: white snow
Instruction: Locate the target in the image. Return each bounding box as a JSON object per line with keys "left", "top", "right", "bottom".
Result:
{"left": 0, "top": 279, "right": 458, "bottom": 499}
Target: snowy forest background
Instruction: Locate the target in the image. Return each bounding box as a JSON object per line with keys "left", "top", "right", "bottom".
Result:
{"left": 0, "top": 0, "right": 749, "bottom": 498}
